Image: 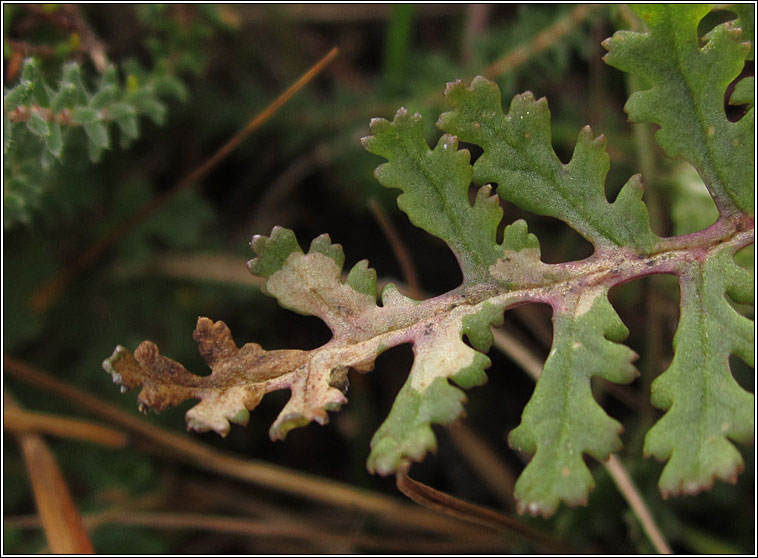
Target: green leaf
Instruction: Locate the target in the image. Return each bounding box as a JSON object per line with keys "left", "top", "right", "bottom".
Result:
{"left": 251, "top": 231, "right": 377, "bottom": 340}
{"left": 152, "top": 73, "right": 189, "bottom": 102}
{"left": 438, "top": 77, "right": 658, "bottom": 253}
{"left": 89, "top": 84, "right": 117, "bottom": 109}
{"left": 111, "top": 103, "right": 139, "bottom": 143}
{"left": 248, "top": 226, "right": 302, "bottom": 280}
{"left": 108, "top": 103, "right": 137, "bottom": 120}
{"left": 46, "top": 122, "right": 63, "bottom": 157}
{"left": 100, "top": 64, "right": 119, "bottom": 88}
{"left": 25, "top": 111, "right": 50, "bottom": 137}
{"left": 368, "top": 376, "right": 467, "bottom": 474}
{"left": 729, "top": 77, "right": 753, "bottom": 108}
{"left": 50, "top": 82, "right": 78, "bottom": 112}
{"left": 732, "top": 3, "right": 754, "bottom": 60}
{"left": 87, "top": 140, "right": 105, "bottom": 163}
{"left": 4, "top": 80, "right": 33, "bottom": 110}
{"left": 140, "top": 98, "right": 167, "bottom": 125}
{"left": 508, "top": 290, "right": 638, "bottom": 516}
{"left": 72, "top": 107, "right": 100, "bottom": 125}
{"left": 368, "top": 297, "right": 500, "bottom": 474}
{"left": 666, "top": 164, "right": 719, "bottom": 236}
{"left": 83, "top": 121, "right": 109, "bottom": 149}
{"left": 20, "top": 58, "right": 50, "bottom": 106}
{"left": 116, "top": 115, "right": 139, "bottom": 144}
{"left": 345, "top": 260, "right": 378, "bottom": 299}
{"left": 362, "top": 108, "right": 505, "bottom": 284}
{"left": 61, "top": 62, "right": 90, "bottom": 104}
{"left": 643, "top": 244, "right": 754, "bottom": 497}
{"left": 603, "top": 4, "right": 753, "bottom": 215}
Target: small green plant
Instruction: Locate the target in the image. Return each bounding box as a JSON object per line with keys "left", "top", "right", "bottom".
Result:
{"left": 3, "top": 57, "right": 187, "bottom": 226}
{"left": 104, "top": 5, "right": 753, "bottom": 518}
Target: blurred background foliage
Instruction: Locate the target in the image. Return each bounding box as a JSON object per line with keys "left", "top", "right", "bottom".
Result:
{"left": 3, "top": 4, "right": 753, "bottom": 554}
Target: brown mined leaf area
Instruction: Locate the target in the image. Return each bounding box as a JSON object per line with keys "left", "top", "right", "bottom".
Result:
{"left": 192, "top": 318, "right": 307, "bottom": 382}
{"left": 107, "top": 317, "right": 308, "bottom": 414}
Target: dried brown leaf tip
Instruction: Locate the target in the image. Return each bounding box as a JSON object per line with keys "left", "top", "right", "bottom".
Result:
{"left": 103, "top": 317, "right": 311, "bottom": 437}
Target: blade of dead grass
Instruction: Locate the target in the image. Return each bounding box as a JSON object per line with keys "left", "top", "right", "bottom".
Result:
{"left": 445, "top": 421, "right": 517, "bottom": 510}
{"left": 395, "top": 467, "right": 571, "bottom": 553}
{"left": 5, "top": 392, "right": 94, "bottom": 554}
{"left": 6, "top": 510, "right": 511, "bottom": 553}
{"left": 30, "top": 47, "right": 339, "bottom": 314}
{"left": 4, "top": 406, "right": 129, "bottom": 448}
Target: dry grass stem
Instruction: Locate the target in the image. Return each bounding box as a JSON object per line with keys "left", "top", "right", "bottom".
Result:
{"left": 4, "top": 406, "right": 129, "bottom": 448}
{"left": 5, "top": 393, "right": 94, "bottom": 554}
{"left": 445, "top": 421, "right": 517, "bottom": 510}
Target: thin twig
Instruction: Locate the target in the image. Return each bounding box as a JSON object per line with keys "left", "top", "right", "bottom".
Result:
{"left": 5, "top": 38, "right": 57, "bottom": 57}
{"left": 461, "top": 4, "right": 492, "bottom": 66}
{"left": 30, "top": 47, "right": 339, "bottom": 314}
{"left": 247, "top": 144, "right": 331, "bottom": 235}
{"left": 491, "top": 327, "right": 545, "bottom": 379}
{"left": 5, "top": 510, "right": 509, "bottom": 553}
{"left": 109, "top": 252, "right": 265, "bottom": 288}
{"left": 605, "top": 454, "right": 673, "bottom": 554}
{"left": 445, "top": 421, "right": 516, "bottom": 510}
{"left": 395, "top": 467, "right": 571, "bottom": 553}
{"left": 483, "top": 4, "right": 600, "bottom": 79}
{"left": 60, "top": 4, "right": 109, "bottom": 71}
{"left": 235, "top": 4, "right": 462, "bottom": 24}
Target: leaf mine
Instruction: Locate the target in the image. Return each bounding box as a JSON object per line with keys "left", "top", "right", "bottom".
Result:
{"left": 106, "top": 4, "right": 753, "bottom": 518}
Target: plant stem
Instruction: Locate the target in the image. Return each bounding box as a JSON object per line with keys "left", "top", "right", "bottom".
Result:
{"left": 4, "top": 406, "right": 129, "bottom": 448}
{"left": 395, "top": 467, "right": 572, "bottom": 553}
{"left": 605, "top": 454, "right": 673, "bottom": 554}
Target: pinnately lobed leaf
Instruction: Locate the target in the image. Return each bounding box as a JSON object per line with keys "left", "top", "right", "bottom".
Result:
{"left": 507, "top": 290, "right": 639, "bottom": 517}
{"left": 437, "top": 77, "right": 658, "bottom": 254}
{"left": 361, "top": 109, "right": 505, "bottom": 284}
{"left": 643, "top": 244, "right": 754, "bottom": 497}
{"left": 105, "top": 5, "right": 753, "bottom": 518}
{"left": 603, "top": 4, "right": 754, "bottom": 216}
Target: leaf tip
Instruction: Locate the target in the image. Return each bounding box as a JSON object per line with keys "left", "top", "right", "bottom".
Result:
{"left": 517, "top": 499, "right": 560, "bottom": 519}
{"left": 102, "top": 345, "right": 128, "bottom": 384}
{"left": 248, "top": 226, "right": 302, "bottom": 279}
{"left": 269, "top": 413, "right": 311, "bottom": 441}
